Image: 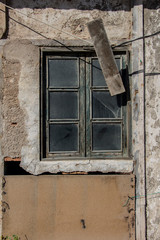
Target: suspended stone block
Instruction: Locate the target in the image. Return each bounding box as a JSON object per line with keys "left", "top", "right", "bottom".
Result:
{"left": 87, "top": 18, "right": 125, "bottom": 96}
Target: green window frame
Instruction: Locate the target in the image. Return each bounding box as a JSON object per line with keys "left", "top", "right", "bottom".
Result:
{"left": 41, "top": 49, "right": 130, "bottom": 160}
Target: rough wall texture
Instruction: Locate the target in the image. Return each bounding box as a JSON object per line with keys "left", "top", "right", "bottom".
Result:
{"left": 131, "top": 3, "right": 146, "bottom": 240}
{"left": 0, "top": 1, "right": 159, "bottom": 239}
{"left": 144, "top": 3, "right": 160, "bottom": 240}
{"left": 0, "top": 39, "right": 134, "bottom": 175}
{"left": 7, "top": 0, "right": 131, "bottom": 42}
{"left": 2, "top": 59, "right": 26, "bottom": 158}
{"left": 0, "top": 0, "right": 140, "bottom": 239}
{"left": 2, "top": 39, "right": 40, "bottom": 165}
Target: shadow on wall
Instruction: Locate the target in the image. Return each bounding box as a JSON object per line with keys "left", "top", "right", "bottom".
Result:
{"left": 144, "top": 0, "right": 160, "bottom": 9}
{"left": 8, "top": 0, "right": 132, "bottom": 11}
{"left": 7, "top": 0, "right": 160, "bottom": 10}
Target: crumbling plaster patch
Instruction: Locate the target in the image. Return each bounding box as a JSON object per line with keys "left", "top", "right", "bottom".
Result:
{"left": 2, "top": 39, "right": 40, "bottom": 171}
{"left": 2, "top": 59, "right": 26, "bottom": 158}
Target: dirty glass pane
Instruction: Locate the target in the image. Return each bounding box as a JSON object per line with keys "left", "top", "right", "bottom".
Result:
{"left": 92, "top": 58, "right": 121, "bottom": 87}
{"left": 49, "top": 92, "right": 78, "bottom": 119}
{"left": 115, "top": 58, "right": 120, "bottom": 71}
{"left": 48, "top": 59, "right": 78, "bottom": 87}
{"left": 92, "top": 59, "right": 106, "bottom": 87}
{"left": 49, "top": 124, "right": 78, "bottom": 152}
{"left": 92, "top": 123, "right": 121, "bottom": 151}
{"left": 92, "top": 91, "right": 121, "bottom": 118}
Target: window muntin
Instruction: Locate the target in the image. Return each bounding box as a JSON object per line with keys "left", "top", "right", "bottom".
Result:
{"left": 41, "top": 51, "right": 129, "bottom": 160}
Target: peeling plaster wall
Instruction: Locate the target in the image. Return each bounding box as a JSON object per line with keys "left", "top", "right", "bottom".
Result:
{"left": 2, "top": 59, "right": 26, "bottom": 158}
{"left": 2, "top": 40, "right": 40, "bottom": 169}
{"left": 7, "top": 0, "right": 131, "bottom": 42}
{"left": 144, "top": 2, "right": 160, "bottom": 240}
{"left": 0, "top": 0, "right": 138, "bottom": 238}
{"left": 0, "top": 0, "right": 133, "bottom": 175}
{"left": 0, "top": 0, "right": 159, "bottom": 239}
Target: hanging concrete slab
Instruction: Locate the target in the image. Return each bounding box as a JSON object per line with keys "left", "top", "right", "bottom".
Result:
{"left": 87, "top": 18, "right": 125, "bottom": 96}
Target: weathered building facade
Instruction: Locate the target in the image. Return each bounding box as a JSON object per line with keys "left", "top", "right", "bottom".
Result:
{"left": 0, "top": 0, "right": 159, "bottom": 239}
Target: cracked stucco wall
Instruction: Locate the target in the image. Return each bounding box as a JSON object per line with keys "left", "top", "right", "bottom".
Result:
{"left": 0, "top": 0, "right": 159, "bottom": 239}
{"left": 144, "top": 2, "right": 160, "bottom": 239}
{"left": 0, "top": 0, "right": 133, "bottom": 175}
{"left": 1, "top": 38, "right": 134, "bottom": 175}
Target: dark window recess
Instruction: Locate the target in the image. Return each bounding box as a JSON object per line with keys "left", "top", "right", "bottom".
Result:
{"left": 4, "top": 162, "right": 31, "bottom": 175}
{"left": 41, "top": 51, "right": 130, "bottom": 160}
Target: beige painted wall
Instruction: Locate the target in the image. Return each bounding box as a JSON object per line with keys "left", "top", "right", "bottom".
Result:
{"left": 2, "top": 175, "right": 135, "bottom": 240}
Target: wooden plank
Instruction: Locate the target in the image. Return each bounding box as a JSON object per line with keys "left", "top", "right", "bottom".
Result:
{"left": 87, "top": 18, "right": 125, "bottom": 96}
{"left": 0, "top": 1, "right": 6, "bottom": 38}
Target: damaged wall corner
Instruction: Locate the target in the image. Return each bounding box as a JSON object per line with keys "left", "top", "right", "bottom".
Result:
{"left": 1, "top": 39, "right": 40, "bottom": 174}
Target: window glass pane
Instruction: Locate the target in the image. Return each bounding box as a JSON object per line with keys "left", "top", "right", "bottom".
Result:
{"left": 49, "top": 92, "right": 78, "bottom": 119}
{"left": 115, "top": 58, "right": 120, "bottom": 71}
{"left": 92, "top": 58, "right": 121, "bottom": 87}
{"left": 92, "top": 91, "right": 121, "bottom": 118}
{"left": 48, "top": 59, "right": 78, "bottom": 87}
{"left": 92, "top": 123, "right": 121, "bottom": 151}
{"left": 92, "top": 59, "right": 106, "bottom": 87}
{"left": 49, "top": 124, "right": 78, "bottom": 152}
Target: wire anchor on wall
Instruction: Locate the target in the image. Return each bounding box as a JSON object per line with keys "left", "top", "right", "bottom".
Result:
{"left": 123, "top": 191, "right": 160, "bottom": 207}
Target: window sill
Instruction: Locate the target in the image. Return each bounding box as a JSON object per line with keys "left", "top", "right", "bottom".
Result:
{"left": 20, "top": 158, "right": 134, "bottom": 175}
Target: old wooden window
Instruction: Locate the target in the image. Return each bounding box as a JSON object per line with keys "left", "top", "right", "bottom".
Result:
{"left": 41, "top": 50, "right": 130, "bottom": 160}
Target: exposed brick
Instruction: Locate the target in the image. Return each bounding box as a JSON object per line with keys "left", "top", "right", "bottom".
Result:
{"left": 4, "top": 157, "right": 21, "bottom": 162}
